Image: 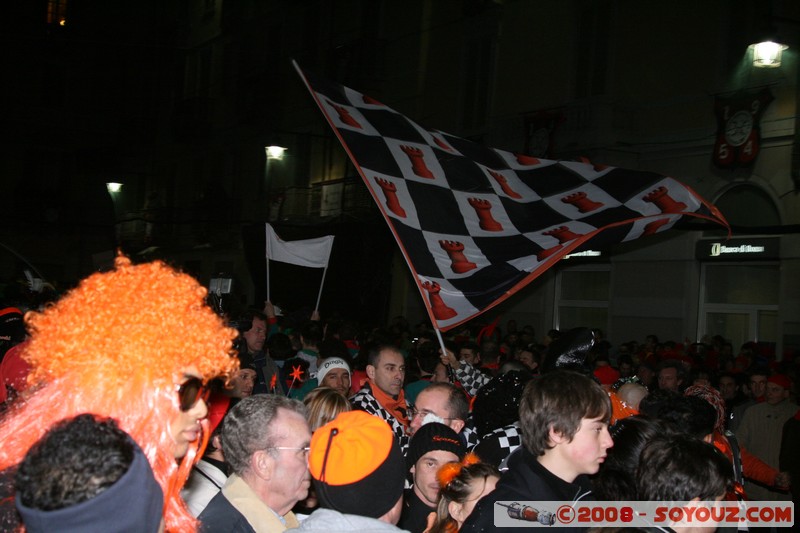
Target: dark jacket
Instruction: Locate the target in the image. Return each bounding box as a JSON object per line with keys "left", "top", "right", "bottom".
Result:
{"left": 460, "top": 448, "right": 593, "bottom": 533}
{"left": 252, "top": 350, "right": 286, "bottom": 395}
{"left": 398, "top": 488, "right": 435, "bottom": 533}
{"left": 198, "top": 491, "right": 256, "bottom": 533}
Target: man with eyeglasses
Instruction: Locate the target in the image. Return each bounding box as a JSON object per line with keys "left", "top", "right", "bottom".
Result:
{"left": 199, "top": 395, "right": 312, "bottom": 533}
{"left": 286, "top": 411, "right": 408, "bottom": 532}
{"left": 408, "top": 382, "right": 479, "bottom": 450}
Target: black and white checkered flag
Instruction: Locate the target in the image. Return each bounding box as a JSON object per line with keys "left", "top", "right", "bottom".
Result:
{"left": 295, "top": 62, "right": 729, "bottom": 331}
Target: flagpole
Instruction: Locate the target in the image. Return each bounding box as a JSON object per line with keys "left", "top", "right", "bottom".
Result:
{"left": 266, "top": 257, "right": 271, "bottom": 303}
{"left": 314, "top": 262, "right": 330, "bottom": 312}
{"left": 433, "top": 328, "right": 455, "bottom": 383}
{"left": 265, "top": 224, "right": 271, "bottom": 302}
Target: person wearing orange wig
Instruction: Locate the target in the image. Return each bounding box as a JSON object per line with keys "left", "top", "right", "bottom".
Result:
{"left": 0, "top": 255, "right": 239, "bottom": 532}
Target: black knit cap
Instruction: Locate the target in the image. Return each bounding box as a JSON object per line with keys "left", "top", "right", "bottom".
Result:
{"left": 406, "top": 422, "right": 465, "bottom": 470}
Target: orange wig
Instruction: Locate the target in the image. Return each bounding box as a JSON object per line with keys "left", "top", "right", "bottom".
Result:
{"left": 0, "top": 255, "right": 239, "bottom": 532}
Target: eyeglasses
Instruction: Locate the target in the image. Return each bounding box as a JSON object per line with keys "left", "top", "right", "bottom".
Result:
{"left": 271, "top": 446, "right": 311, "bottom": 459}
{"left": 177, "top": 377, "right": 211, "bottom": 412}
{"left": 408, "top": 407, "right": 455, "bottom": 421}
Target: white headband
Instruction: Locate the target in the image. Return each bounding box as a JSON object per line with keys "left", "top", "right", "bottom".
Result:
{"left": 317, "top": 357, "right": 351, "bottom": 383}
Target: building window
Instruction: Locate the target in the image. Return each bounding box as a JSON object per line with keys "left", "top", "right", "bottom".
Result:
{"left": 46, "top": 0, "right": 67, "bottom": 25}
{"left": 575, "top": 0, "right": 610, "bottom": 98}
{"left": 555, "top": 265, "right": 610, "bottom": 331}
{"left": 459, "top": 10, "right": 499, "bottom": 134}
{"left": 714, "top": 184, "right": 781, "bottom": 228}
{"left": 41, "top": 66, "right": 66, "bottom": 109}
{"left": 460, "top": 35, "right": 494, "bottom": 132}
{"left": 699, "top": 263, "right": 779, "bottom": 349}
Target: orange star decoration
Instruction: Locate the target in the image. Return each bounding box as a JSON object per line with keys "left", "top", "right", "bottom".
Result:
{"left": 290, "top": 365, "right": 304, "bottom": 382}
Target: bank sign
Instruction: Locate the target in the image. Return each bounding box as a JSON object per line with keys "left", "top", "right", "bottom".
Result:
{"left": 696, "top": 237, "right": 779, "bottom": 261}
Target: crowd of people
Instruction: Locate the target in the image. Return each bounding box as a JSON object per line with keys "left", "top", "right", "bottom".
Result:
{"left": 0, "top": 256, "right": 797, "bottom": 532}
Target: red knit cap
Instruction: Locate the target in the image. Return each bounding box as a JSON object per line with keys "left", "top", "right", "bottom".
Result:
{"left": 594, "top": 365, "right": 620, "bottom": 385}
{"left": 0, "top": 307, "right": 25, "bottom": 346}
{"left": 767, "top": 374, "right": 791, "bottom": 391}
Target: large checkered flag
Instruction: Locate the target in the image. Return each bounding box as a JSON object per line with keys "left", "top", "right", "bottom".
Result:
{"left": 294, "top": 62, "right": 729, "bottom": 332}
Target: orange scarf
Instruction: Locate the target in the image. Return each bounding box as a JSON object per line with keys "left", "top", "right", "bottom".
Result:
{"left": 369, "top": 380, "right": 410, "bottom": 428}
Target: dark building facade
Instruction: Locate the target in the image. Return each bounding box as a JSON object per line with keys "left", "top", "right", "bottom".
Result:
{"left": 2, "top": 1, "right": 799, "bottom": 355}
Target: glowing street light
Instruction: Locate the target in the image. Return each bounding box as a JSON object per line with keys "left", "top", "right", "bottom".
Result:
{"left": 750, "top": 40, "right": 788, "bottom": 68}
{"left": 265, "top": 145, "right": 287, "bottom": 160}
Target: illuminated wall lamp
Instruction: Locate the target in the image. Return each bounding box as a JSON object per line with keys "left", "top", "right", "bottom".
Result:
{"left": 750, "top": 40, "right": 788, "bottom": 68}
{"left": 265, "top": 145, "right": 287, "bottom": 160}
{"left": 106, "top": 182, "right": 123, "bottom": 193}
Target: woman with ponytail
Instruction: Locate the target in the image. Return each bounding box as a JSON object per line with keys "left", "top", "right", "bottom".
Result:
{"left": 429, "top": 453, "right": 500, "bottom": 533}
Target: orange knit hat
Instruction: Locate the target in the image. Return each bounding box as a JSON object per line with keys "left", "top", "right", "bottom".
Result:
{"left": 309, "top": 411, "right": 405, "bottom": 518}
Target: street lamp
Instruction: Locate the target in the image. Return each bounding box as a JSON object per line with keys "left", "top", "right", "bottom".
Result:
{"left": 750, "top": 40, "right": 788, "bottom": 68}
{"left": 265, "top": 145, "right": 287, "bottom": 160}
{"left": 106, "top": 182, "right": 123, "bottom": 193}
{"left": 264, "top": 145, "right": 287, "bottom": 220}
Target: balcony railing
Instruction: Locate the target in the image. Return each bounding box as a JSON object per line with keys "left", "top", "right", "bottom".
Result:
{"left": 278, "top": 177, "right": 375, "bottom": 219}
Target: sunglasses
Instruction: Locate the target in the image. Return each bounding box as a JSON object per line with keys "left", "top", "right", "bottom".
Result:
{"left": 177, "top": 377, "right": 211, "bottom": 412}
